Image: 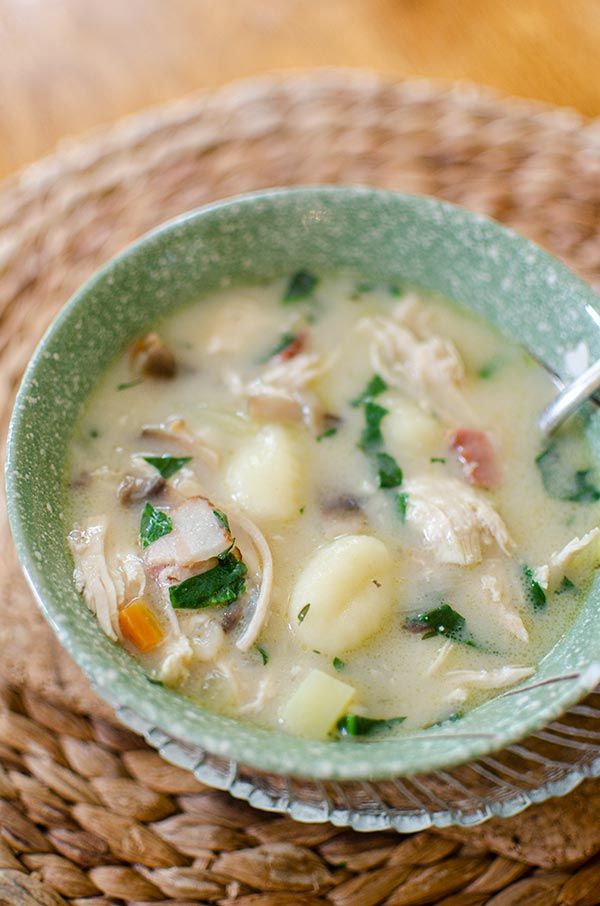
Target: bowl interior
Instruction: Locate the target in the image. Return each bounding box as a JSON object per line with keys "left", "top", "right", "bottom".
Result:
{"left": 7, "top": 186, "right": 600, "bottom": 780}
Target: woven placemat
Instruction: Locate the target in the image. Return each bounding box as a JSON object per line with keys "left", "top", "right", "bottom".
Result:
{"left": 2, "top": 69, "right": 600, "bottom": 905}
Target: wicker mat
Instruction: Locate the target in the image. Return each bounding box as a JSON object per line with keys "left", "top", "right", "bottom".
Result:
{"left": 2, "top": 69, "right": 600, "bottom": 905}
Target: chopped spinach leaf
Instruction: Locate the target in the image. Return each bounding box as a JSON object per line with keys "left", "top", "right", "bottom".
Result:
{"left": 359, "top": 402, "right": 389, "bottom": 450}
{"left": 523, "top": 565, "right": 547, "bottom": 610}
{"left": 297, "top": 603, "right": 311, "bottom": 623}
{"left": 395, "top": 491, "right": 409, "bottom": 522}
{"left": 139, "top": 502, "right": 173, "bottom": 548}
{"left": 213, "top": 509, "right": 231, "bottom": 533}
{"left": 376, "top": 452, "right": 403, "bottom": 489}
{"left": 256, "top": 645, "right": 269, "bottom": 665}
{"left": 260, "top": 332, "right": 298, "bottom": 362}
{"left": 557, "top": 575, "right": 577, "bottom": 594}
{"left": 407, "top": 603, "right": 470, "bottom": 643}
{"left": 169, "top": 553, "right": 247, "bottom": 609}
{"left": 282, "top": 269, "right": 318, "bottom": 303}
{"left": 478, "top": 357, "right": 503, "bottom": 379}
{"left": 337, "top": 714, "right": 406, "bottom": 737}
{"left": 430, "top": 457, "right": 446, "bottom": 464}
{"left": 333, "top": 657, "right": 346, "bottom": 671}
{"left": 145, "top": 673, "right": 164, "bottom": 686}
{"left": 388, "top": 282, "right": 405, "bottom": 297}
{"left": 117, "top": 378, "right": 144, "bottom": 391}
{"left": 536, "top": 441, "right": 600, "bottom": 503}
{"left": 143, "top": 455, "right": 192, "bottom": 480}
{"left": 351, "top": 374, "right": 388, "bottom": 407}
{"left": 299, "top": 506, "right": 305, "bottom": 515}
{"left": 89, "top": 428, "right": 99, "bottom": 439}
{"left": 316, "top": 427, "right": 338, "bottom": 442}
{"left": 356, "top": 280, "right": 376, "bottom": 293}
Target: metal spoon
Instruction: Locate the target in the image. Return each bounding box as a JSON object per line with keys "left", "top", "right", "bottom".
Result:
{"left": 538, "top": 358, "right": 600, "bottom": 436}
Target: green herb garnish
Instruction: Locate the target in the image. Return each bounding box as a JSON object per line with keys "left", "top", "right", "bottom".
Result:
{"left": 282, "top": 269, "right": 318, "bottom": 303}
{"left": 408, "top": 603, "right": 470, "bottom": 643}
{"left": 557, "top": 575, "right": 576, "bottom": 594}
{"left": 169, "top": 553, "right": 247, "bottom": 609}
{"left": 89, "top": 429, "right": 99, "bottom": 439}
{"left": 299, "top": 506, "right": 305, "bottom": 515}
{"left": 257, "top": 646, "right": 269, "bottom": 665}
{"left": 523, "top": 565, "right": 547, "bottom": 611}
{"left": 143, "top": 455, "right": 192, "bottom": 480}
{"left": 337, "top": 714, "right": 406, "bottom": 737}
{"left": 139, "top": 502, "right": 173, "bottom": 548}
{"left": 351, "top": 374, "right": 388, "bottom": 407}
{"left": 430, "top": 457, "right": 446, "bottom": 464}
{"left": 333, "top": 657, "right": 346, "bottom": 671}
{"left": 260, "top": 332, "right": 298, "bottom": 362}
{"left": 117, "top": 378, "right": 144, "bottom": 391}
{"left": 316, "top": 427, "right": 338, "bottom": 442}
{"left": 395, "top": 491, "right": 409, "bottom": 522}
{"left": 478, "top": 358, "right": 503, "bottom": 379}
{"left": 213, "top": 509, "right": 231, "bottom": 533}
{"left": 298, "top": 603, "right": 311, "bottom": 623}
{"left": 535, "top": 441, "right": 600, "bottom": 503}
{"left": 359, "top": 402, "right": 389, "bottom": 450}
{"left": 388, "top": 282, "right": 405, "bottom": 297}
{"left": 376, "top": 452, "right": 403, "bottom": 489}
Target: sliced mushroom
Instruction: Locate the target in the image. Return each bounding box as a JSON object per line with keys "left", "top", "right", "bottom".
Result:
{"left": 129, "top": 332, "right": 176, "bottom": 378}
{"left": 117, "top": 471, "right": 165, "bottom": 504}
{"left": 321, "top": 493, "right": 367, "bottom": 535}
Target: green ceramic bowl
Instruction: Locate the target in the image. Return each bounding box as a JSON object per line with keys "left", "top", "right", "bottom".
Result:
{"left": 7, "top": 187, "right": 600, "bottom": 827}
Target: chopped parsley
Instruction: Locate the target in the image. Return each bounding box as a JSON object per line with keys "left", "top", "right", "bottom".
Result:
{"left": 388, "top": 282, "right": 405, "bottom": 297}
{"left": 139, "top": 502, "right": 173, "bottom": 548}
{"left": 282, "top": 269, "right": 318, "bottom": 303}
{"left": 535, "top": 440, "right": 600, "bottom": 503}
{"left": 117, "top": 378, "right": 144, "bottom": 391}
{"left": 337, "top": 714, "right": 406, "bottom": 738}
{"left": 256, "top": 646, "right": 269, "bottom": 665}
{"left": 376, "top": 452, "right": 403, "bottom": 489}
{"left": 142, "top": 455, "right": 192, "bottom": 480}
{"left": 430, "top": 457, "right": 446, "bottom": 464}
{"left": 407, "top": 603, "right": 471, "bottom": 644}
{"left": 523, "top": 565, "right": 547, "bottom": 611}
{"left": 213, "top": 509, "right": 231, "bottom": 533}
{"left": 557, "top": 575, "right": 576, "bottom": 594}
{"left": 395, "top": 491, "right": 409, "bottom": 521}
{"left": 260, "top": 332, "right": 298, "bottom": 362}
{"left": 299, "top": 506, "right": 305, "bottom": 515}
{"left": 89, "top": 428, "right": 99, "bottom": 439}
{"left": 351, "top": 374, "right": 388, "bottom": 408}
{"left": 316, "top": 427, "right": 338, "bottom": 442}
{"left": 359, "top": 402, "right": 389, "bottom": 451}
{"left": 332, "top": 657, "right": 346, "bottom": 671}
{"left": 478, "top": 357, "right": 503, "bottom": 379}
{"left": 169, "top": 553, "right": 247, "bottom": 609}
{"left": 297, "top": 603, "right": 311, "bottom": 623}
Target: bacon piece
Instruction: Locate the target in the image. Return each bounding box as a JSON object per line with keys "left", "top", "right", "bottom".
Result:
{"left": 277, "top": 332, "right": 306, "bottom": 361}
{"left": 449, "top": 428, "right": 501, "bottom": 489}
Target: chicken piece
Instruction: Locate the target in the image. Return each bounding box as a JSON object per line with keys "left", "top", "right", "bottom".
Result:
{"left": 248, "top": 394, "right": 304, "bottom": 423}
{"left": 69, "top": 517, "right": 145, "bottom": 641}
{"left": 141, "top": 417, "right": 220, "bottom": 469}
{"left": 534, "top": 527, "right": 600, "bottom": 592}
{"left": 358, "top": 301, "right": 476, "bottom": 424}
{"left": 448, "top": 428, "right": 501, "bottom": 489}
{"left": 129, "top": 332, "right": 176, "bottom": 378}
{"left": 144, "top": 496, "right": 233, "bottom": 574}
{"left": 176, "top": 611, "right": 225, "bottom": 661}
{"left": 158, "top": 635, "right": 193, "bottom": 685}
{"left": 480, "top": 559, "right": 529, "bottom": 642}
{"left": 404, "top": 476, "right": 513, "bottom": 565}
{"left": 228, "top": 510, "right": 274, "bottom": 651}
{"left": 445, "top": 665, "right": 535, "bottom": 691}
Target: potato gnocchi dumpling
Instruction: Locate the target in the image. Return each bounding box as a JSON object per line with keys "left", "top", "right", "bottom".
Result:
{"left": 289, "top": 535, "right": 396, "bottom": 654}
{"left": 67, "top": 273, "right": 600, "bottom": 740}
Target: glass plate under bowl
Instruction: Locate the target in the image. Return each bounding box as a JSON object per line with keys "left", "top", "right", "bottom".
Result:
{"left": 109, "top": 685, "right": 600, "bottom": 832}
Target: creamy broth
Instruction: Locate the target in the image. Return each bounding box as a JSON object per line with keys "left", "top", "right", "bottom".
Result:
{"left": 67, "top": 275, "right": 600, "bottom": 739}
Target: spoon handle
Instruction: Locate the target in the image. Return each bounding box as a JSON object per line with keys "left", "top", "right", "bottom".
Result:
{"left": 539, "top": 358, "right": 600, "bottom": 436}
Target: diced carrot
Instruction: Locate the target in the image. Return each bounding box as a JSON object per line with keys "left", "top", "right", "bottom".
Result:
{"left": 448, "top": 428, "right": 501, "bottom": 489}
{"left": 119, "top": 599, "right": 165, "bottom": 652}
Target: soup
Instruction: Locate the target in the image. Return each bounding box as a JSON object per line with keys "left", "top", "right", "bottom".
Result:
{"left": 67, "top": 274, "right": 600, "bottom": 740}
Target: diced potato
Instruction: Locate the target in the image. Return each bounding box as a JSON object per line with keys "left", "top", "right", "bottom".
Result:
{"left": 282, "top": 669, "right": 355, "bottom": 739}
{"left": 226, "top": 424, "right": 304, "bottom": 521}
{"left": 289, "top": 535, "right": 395, "bottom": 654}
{"left": 383, "top": 394, "right": 443, "bottom": 459}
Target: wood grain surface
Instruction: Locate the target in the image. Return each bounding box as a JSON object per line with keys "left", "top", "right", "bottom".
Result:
{"left": 1, "top": 0, "right": 600, "bottom": 180}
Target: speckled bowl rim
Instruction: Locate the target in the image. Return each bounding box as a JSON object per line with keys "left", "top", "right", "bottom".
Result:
{"left": 7, "top": 185, "right": 600, "bottom": 782}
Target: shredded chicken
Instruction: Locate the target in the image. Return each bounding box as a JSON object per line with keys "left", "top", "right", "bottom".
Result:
{"left": 158, "top": 635, "right": 193, "bottom": 685}
{"left": 358, "top": 297, "right": 477, "bottom": 424}
{"left": 445, "top": 665, "right": 535, "bottom": 689}
{"left": 144, "top": 496, "right": 232, "bottom": 573}
{"left": 426, "top": 639, "right": 454, "bottom": 676}
{"left": 534, "top": 527, "right": 600, "bottom": 592}
{"left": 404, "top": 476, "right": 513, "bottom": 565}
{"left": 480, "top": 559, "right": 529, "bottom": 642}
{"left": 69, "top": 517, "right": 145, "bottom": 641}
{"left": 176, "top": 611, "right": 225, "bottom": 661}
{"left": 141, "top": 417, "right": 220, "bottom": 469}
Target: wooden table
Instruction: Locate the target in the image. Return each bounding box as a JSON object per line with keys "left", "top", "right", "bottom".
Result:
{"left": 1, "top": 0, "right": 600, "bottom": 181}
